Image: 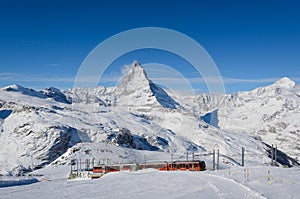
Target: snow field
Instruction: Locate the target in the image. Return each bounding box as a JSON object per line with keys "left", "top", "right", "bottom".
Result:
{"left": 0, "top": 169, "right": 266, "bottom": 199}
{"left": 211, "top": 166, "right": 300, "bottom": 199}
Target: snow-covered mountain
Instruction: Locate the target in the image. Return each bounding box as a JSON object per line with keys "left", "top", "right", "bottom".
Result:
{"left": 115, "top": 61, "right": 181, "bottom": 109}
{"left": 186, "top": 77, "right": 300, "bottom": 161}
{"left": 0, "top": 61, "right": 299, "bottom": 176}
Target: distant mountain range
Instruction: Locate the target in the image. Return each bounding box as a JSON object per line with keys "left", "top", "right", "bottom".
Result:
{"left": 0, "top": 61, "right": 299, "bottom": 175}
{"left": 186, "top": 77, "right": 300, "bottom": 160}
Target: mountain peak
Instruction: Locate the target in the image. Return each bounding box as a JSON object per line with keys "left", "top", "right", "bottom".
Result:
{"left": 116, "top": 61, "right": 150, "bottom": 96}
{"left": 133, "top": 60, "right": 142, "bottom": 68}
{"left": 115, "top": 61, "right": 180, "bottom": 109}
{"left": 3, "top": 84, "right": 25, "bottom": 91}
{"left": 2, "top": 84, "right": 46, "bottom": 98}
{"left": 42, "top": 87, "right": 71, "bottom": 104}
{"left": 272, "top": 77, "right": 296, "bottom": 89}
{"left": 2, "top": 85, "right": 70, "bottom": 104}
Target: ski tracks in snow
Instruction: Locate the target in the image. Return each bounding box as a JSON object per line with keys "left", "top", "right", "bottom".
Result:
{"left": 191, "top": 172, "right": 267, "bottom": 199}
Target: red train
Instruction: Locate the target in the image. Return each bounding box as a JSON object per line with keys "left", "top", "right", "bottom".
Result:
{"left": 93, "top": 160, "right": 206, "bottom": 173}
{"left": 93, "top": 165, "right": 121, "bottom": 173}
{"left": 159, "top": 161, "right": 206, "bottom": 171}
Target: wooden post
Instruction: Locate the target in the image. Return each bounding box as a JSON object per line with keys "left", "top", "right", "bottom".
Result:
{"left": 247, "top": 168, "right": 249, "bottom": 181}
{"left": 268, "top": 170, "right": 271, "bottom": 185}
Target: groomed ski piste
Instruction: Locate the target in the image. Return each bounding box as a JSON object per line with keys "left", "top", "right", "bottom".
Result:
{"left": 0, "top": 164, "right": 299, "bottom": 199}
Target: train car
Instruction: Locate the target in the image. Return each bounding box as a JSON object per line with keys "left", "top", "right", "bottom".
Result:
{"left": 93, "top": 164, "right": 138, "bottom": 173}
{"left": 105, "top": 165, "right": 120, "bottom": 172}
{"left": 159, "top": 161, "right": 206, "bottom": 171}
{"left": 93, "top": 166, "right": 103, "bottom": 173}
{"left": 138, "top": 163, "right": 166, "bottom": 170}
{"left": 122, "top": 165, "right": 132, "bottom": 171}
{"left": 93, "top": 165, "right": 120, "bottom": 173}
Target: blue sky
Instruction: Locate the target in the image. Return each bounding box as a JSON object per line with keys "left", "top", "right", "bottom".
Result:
{"left": 0, "top": 0, "right": 300, "bottom": 93}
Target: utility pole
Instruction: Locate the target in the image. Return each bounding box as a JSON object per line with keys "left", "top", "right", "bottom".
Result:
{"left": 275, "top": 145, "right": 277, "bottom": 165}
{"left": 170, "top": 153, "right": 174, "bottom": 170}
{"left": 242, "top": 147, "right": 245, "bottom": 167}
{"left": 79, "top": 159, "right": 82, "bottom": 171}
{"left": 192, "top": 152, "right": 194, "bottom": 161}
{"left": 76, "top": 160, "right": 78, "bottom": 175}
{"left": 30, "top": 151, "right": 34, "bottom": 172}
{"left": 271, "top": 144, "right": 274, "bottom": 165}
{"left": 217, "top": 149, "right": 220, "bottom": 170}
{"left": 186, "top": 152, "right": 189, "bottom": 162}
{"left": 86, "top": 159, "right": 90, "bottom": 171}
{"left": 213, "top": 150, "right": 215, "bottom": 171}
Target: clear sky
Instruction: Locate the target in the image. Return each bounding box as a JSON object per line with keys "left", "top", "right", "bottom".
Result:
{"left": 0, "top": 0, "right": 300, "bottom": 93}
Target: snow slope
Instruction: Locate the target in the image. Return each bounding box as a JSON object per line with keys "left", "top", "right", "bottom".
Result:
{"left": 1, "top": 164, "right": 299, "bottom": 199}
{"left": 0, "top": 169, "right": 264, "bottom": 199}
